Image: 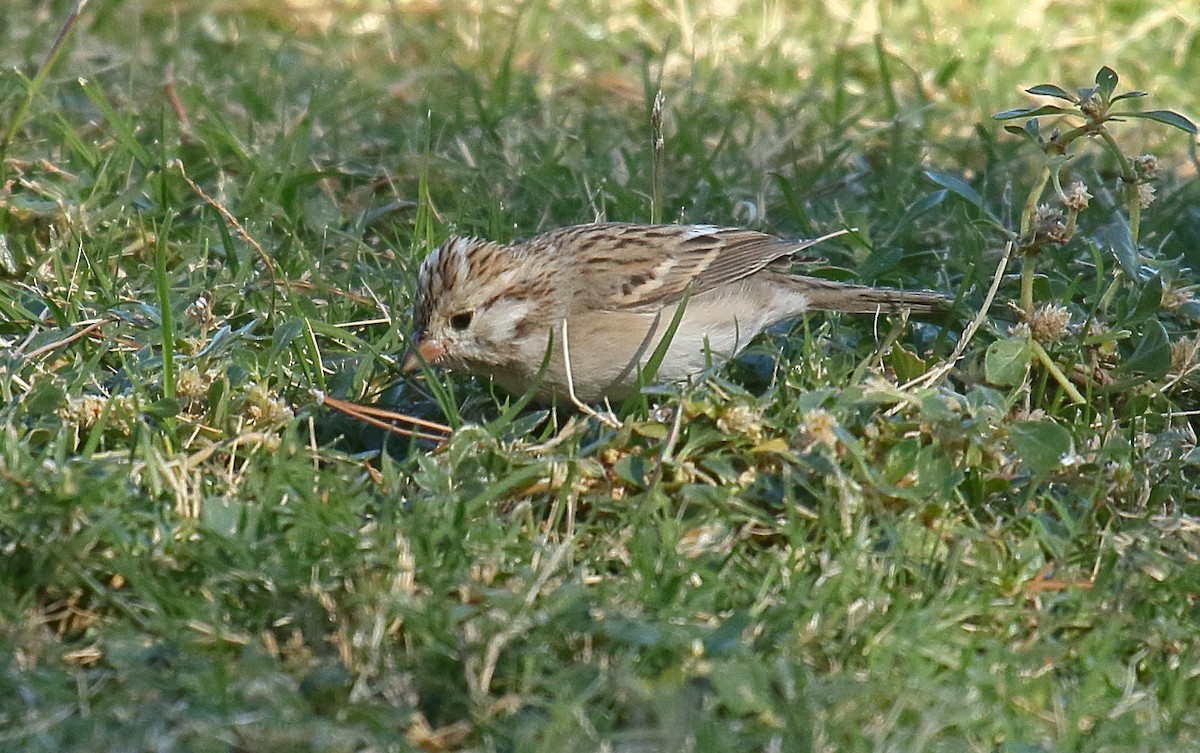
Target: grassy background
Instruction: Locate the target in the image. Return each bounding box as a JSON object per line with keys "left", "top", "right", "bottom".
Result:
{"left": 2, "top": 1, "right": 1200, "bottom": 751}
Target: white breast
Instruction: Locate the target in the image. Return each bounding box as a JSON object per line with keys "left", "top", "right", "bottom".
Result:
{"left": 651, "top": 282, "right": 811, "bottom": 382}
{"left": 483, "top": 278, "right": 812, "bottom": 401}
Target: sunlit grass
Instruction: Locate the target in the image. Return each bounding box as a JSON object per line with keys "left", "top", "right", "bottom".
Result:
{"left": 1, "top": 1, "right": 1199, "bottom": 751}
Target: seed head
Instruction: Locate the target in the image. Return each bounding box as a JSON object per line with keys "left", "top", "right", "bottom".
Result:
{"left": 243, "top": 383, "right": 293, "bottom": 425}
{"left": 1169, "top": 336, "right": 1200, "bottom": 377}
{"left": 1137, "top": 183, "right": 1156, "bottom": 208}
{"left": 176, "top": 367, "right": 209, "bottom": 405}
{"left": 798, "top": 408, "right": 839, "bottom": 450}
{"left": 1134, "top": 154, "right": 1160, "bottom": 180}
{"left": 1029, "top": 303, "right": 1072, "bottom": 344}
{"left": 58, "top": 394, "right": 106, "bottom": 430}
{"left": 1032, "top": 204, "right": 1070, "bottom": 244}
{"left": 1160, "top": 283, "right": 1196, "bottom": 312}
{"left": 716, "top": 402, "right": 764, "bottom": 442}
{"left": 1063, "top": 181, "right": 1092, "bottom": 211}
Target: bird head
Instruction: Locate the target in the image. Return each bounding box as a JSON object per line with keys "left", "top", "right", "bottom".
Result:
{"left": 403, "top": 236, "right": 556, "bottom": 373}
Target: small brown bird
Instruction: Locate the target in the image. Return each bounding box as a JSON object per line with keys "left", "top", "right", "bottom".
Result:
{"left": 403, "top": 223, "right": 946, "bottom": 403}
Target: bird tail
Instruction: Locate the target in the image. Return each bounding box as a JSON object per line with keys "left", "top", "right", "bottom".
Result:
{"left": 793, "top": 276, "right": 949, "bottom": 314}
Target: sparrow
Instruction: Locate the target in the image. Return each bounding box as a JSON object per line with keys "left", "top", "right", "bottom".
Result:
{"left": 402, "top": 223, "right": 946, "bottom": 403}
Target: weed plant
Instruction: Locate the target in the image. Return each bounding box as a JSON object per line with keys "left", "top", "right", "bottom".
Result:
{"left": 1, "top": 2, "right": 1199, "bottom": 751}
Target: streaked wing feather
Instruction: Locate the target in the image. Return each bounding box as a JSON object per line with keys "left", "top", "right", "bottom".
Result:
{"left": 689, "top": 232, "right": 820, "bottom": 292}
{"left": 574, "top": 224, "right": 825, "bottom": 311}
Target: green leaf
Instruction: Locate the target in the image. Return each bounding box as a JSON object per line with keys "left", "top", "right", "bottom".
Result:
{"left": 621, "top": 288, "right": 691, "bottom": 414}
{"left": 144, "top": 397, "right": 182, "bottom": 420}
{"left": 992, "top": 104, "right": 1072, "bottom": 120}
{"left": 915, "top": 444, "right": 964, "bottom": 498}
{"left": 933, "top": 57, "right": 962, "bottom": 88}
{"left": 1018, "top": 118, "right": 1044, "bottom": 145}
{"left": 1114, "top": 319, "right": 1170, "bottom": 379}
{"left": 699, "top": 454, "right": 741, "bottom": 484}
{"left": 1128, "top": 275, "right": 1163, "bottom": 322}
{"left": 1093, "top": 219, "right": 1139, "bottom": 277}
{"left": 269, "top": 318, "right": 306, "bottom": 361}
{"left": 1003, "top": 125, "right": 1040, "bottom": 145}
{"left": 856, "top": 243, "right": 904, "bottom": 279}
{"left": 1095, "top": 66, "right": 1119, "bottom": 100}
{"left": 601, "top": 616, "right": 663, "bottom": 648}
{"left": 1010, "top": 420, "right": 1073, "bottom": 474}
{"left": 465, "top": 463, "right": 547, "bottom": 509}
{"left": 883, "top": 189, "right": 946, "bottom": 244}
{"left": 23, "top": 381, "right": 67, "bottom": 414}
{"left": 1119, "top": 109, "right": 1198, "bottom": 134}
{"left": 985, "top": 337, "right": 1031, "bottom": 386}
{"left": 883, "top": 438, "right": 921, "bottom": 484}
{"left": 194, "top": 318, "right": 262, "bottom": 359}
{"left": 613, "top": 454, "right": 648, "bottom": 488}
{"left": 888, "top": 344, "right": 927, "bottom": 383}
{"left": 710, "top": 660, "right": 774, "bottom": 717}
{"left": 918, "top": 393, "right": 958, "bottom": 422}
{"left": 202, "top": 495, "right": 245, "bottom": 536}
{"left": 1111, "top": 90, "right": 1147, "bottom": 103}
{"left": 703, "top": 611, "right": 752, "bottom": 657}
{"left": 923, "top": 169, "right": 983, "bottom": 209}
{"left": 1025, "top": 84, "right": 1077, "bottom": 102}
{"left": 78, "top": 77, "right": 153, "bottom": 168}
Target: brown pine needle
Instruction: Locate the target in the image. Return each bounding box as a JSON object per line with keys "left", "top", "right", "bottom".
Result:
{"left": 173, "top": 160, "right": 277, "bottom": 278}
{"left": 21, "top": 319, "right": 110, "bottom": 361}
{"left": 316, "top": 392, "right": 453, "bottom": 443}
{"left": 163, "top": 61, "right": 192, "bottom": 135}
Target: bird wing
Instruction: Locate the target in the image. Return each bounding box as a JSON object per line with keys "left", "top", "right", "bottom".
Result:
{"left": 538, "top": 223, "right": 840, "bottom": 313}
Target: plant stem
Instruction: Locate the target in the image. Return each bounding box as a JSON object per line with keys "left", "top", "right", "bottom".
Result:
{"left": 1030, "top": 340, "right": 1086, "bottom": 405}
{"left": 650, "top": 89, "right": 665, "bottom": 225}
{"left": 1051, "top": 123, "right": 1093, "bottom": 153}
{"left": 155, "top": 247, "right": 174, "bottom": 397}
{"left": 1128, "top": 194, "right": 1141, "bottom": 246}
{"left": 1097, "top": 128, "right": 1141, "bottom": 243}
{"left": 1097, "top": 271, "right": 1123, "bottom": 311}
{"left": 1098, "top": 128, "right": 1136, "bottom": 181}
{"left": 1018, "top": 166, "right": 1051, "bottom": 317}
{"left": 1019, "top": 165, "right": 1050, "bottom": 238}
{"left": 1021, "top": 262, "right": 1036, "bottom": 318}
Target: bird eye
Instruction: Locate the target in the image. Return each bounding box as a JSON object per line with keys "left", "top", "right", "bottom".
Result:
{"left": 449, "top": 311, "right": 474, "bottom": 331}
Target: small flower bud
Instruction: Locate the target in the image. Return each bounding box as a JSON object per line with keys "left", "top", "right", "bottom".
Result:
{"left": 1033, "top": 204, "right": 1063, "bottom": 226}
{"left": 176, "top": 368, "right": 207, "bottom": 402}
{"left": 1170, "top": 336, "right": 1199, "bottom": 376}
{"left": 243, "top": 383, "right": 294, "bottom": 425}
{"left": 1063, "top": 181, "right": 1092, "bottom": 210}
{"left": 1137, "top": 183, "right": 1156, "bottom": 208}
{"left": 1134, "top": 154, "right": 1160, "bottom": 180}
{"left": 716, "top": 402, "right": 764, "bottom": 441}
{"left": 1032, "top": 204, "right": 1070, "bottom": 244}
{"left": 1161, "top": 283, "right": 1196, "bottom": 312}
{"left": 57, "top": 394, "right": 135, "bottom": 434}
{"left": 1029, "top": 303, "right": 1072, "bottom": 344}
{"left": 1079, "top": 94, "right": 1103, "bottom": 119}
{"left": 58, "top": 394, "right": 107, "bottom": 430}
{"left": 798, "top": 408, "right": 838, "bottom": 451}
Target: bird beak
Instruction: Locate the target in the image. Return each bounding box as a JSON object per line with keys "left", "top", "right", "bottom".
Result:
{"left": 401, "top": 336, "right": 446, "bottom": 373}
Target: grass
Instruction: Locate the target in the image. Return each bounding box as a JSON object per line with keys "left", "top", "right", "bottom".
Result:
{"left": 2, "top": 0, "right": 1200, "bottom": 751}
